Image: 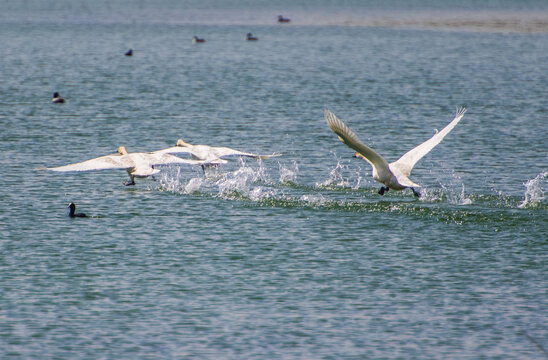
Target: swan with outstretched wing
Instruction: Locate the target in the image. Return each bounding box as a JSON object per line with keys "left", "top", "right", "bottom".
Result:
{"left": 47, "top": 146, "right": 225, "bottom": 186}
{"left": 325, "top": 107, "right": 466, "bottom": 197}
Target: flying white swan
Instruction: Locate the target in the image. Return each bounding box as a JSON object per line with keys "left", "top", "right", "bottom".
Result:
{"left": 47, "top": 146, "right": 225, "bottom": 186}
{"left": 154, "top": 139, "right": 281, "bottom": 162}
{"left": 325, "top": 107, "right": 467, "bottom": 197}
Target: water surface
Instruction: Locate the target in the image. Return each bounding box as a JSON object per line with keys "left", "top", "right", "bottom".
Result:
{"left": 0, "top": 1, "right": 546, "bottom": 358}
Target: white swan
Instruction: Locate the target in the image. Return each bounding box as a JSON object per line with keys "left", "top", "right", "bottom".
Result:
{"left": 325, "top": 107, "right": 466, "bottom": 197}
{"left": 154, "top": 139, "right": 281, "bottom": 162}
{"left": 47, "top": 146, "right": 225, "bottom": 186}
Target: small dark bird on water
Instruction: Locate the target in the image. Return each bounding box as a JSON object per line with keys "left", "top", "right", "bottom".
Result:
{"left": 192, "top": 36, "right": 205, "bottom": 43}
{"left": 125, "top": 49, "right": 133, "bottom": 56}
{"left": 278, "top": 15, "right": 291, "bottom": 23}
{"left": 246, "top": 33, "right": 258, "bottom": 41}
{"left": 52, "top": 92, "right": 65, "bottom": 103}
{"left": 67, "top": 203, "right": 87, "bottom": 218}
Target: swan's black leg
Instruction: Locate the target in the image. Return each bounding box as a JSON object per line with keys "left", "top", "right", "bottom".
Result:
{"left": 411, "top": 187, "right": 421, "bottom": 198}
{"left": 123, "top": 173, "right": 136, "bottom": 186}
{"left": 378, "top": 186, "right": 389, "bottom": 195}
{"left": 202, "top": 164, "right": 219, "bottom": 177}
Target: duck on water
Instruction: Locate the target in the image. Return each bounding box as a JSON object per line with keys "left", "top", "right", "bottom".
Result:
{"left": 52, "top": 92, "right": 65, "bottom": 103}
{"left": 67, "top": 202, "right": 87, "bottom": 218}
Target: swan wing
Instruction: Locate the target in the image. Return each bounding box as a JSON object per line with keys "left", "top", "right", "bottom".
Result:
{"left": 48, "top": 153, "right": 129, "bottom": 172}
{"left": 204, "top": 146, "right": 281, "bottom": 160}
{"left": 153, "top": 145, "right": 226, "bottom": 161}
{"left": 325, "top": 109, "right": 389, "bottom": 171}
{"left": 140, "top": 152, "right": 227, "bottom": 166}
{"left": 156, "top": 145, "right": 280, "bottom": 161}
{"left": 152, "top": 146, "right": 195, "bottom": 156}
{"left": 391, "top": 107, "right": 466, "bottom": 177}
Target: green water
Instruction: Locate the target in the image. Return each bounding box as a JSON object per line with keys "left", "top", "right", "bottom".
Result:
{"left": 0, "top": 1, "right": 547, "bottom": 358}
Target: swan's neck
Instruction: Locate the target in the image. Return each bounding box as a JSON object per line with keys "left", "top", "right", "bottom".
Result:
{"left": 176, "top": 139, "right": 192, "bottom": 147}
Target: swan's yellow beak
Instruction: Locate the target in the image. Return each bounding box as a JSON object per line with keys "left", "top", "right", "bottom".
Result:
{"left": 353, "top": 152, "right": 366, "bottom": 160}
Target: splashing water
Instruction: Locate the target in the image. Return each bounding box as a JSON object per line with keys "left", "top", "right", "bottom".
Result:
{"left": 424, "top": 166, "right": 472, "bottom": 205}
{"left": 352, "top": 169, "right": 365, "bottom": 190}
{"left": 316, "top": 161, "right": 353, "bottom": 188}
{"left": 158, "top": 166, "right": 184, "bottom": 192}
{"left": 299, "top": 194, "right": 328, "bottom": 206}
{"left": 279, "top": 161, "right": 299, "bottom": 184}
{"left": 184, "top": 177, "right": 207, "bottom": 194}
{"left": 519, "top": 171, "right": 547, "bottom": 209}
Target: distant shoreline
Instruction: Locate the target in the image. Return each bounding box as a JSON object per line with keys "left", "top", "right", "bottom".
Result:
{"left": 1, "top": 9, "right": 548, "bottom": 33}
{"left": 315, "top": 10, "right": 548, "bottom": 33}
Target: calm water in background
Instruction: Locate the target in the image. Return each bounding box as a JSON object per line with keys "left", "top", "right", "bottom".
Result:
{"left": 1, "top": 0, "right": 547, "bottom": 358}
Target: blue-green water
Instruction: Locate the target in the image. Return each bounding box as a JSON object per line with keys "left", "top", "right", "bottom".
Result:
{"left": 1, "top": 1, "right": 547, "bottom": 358}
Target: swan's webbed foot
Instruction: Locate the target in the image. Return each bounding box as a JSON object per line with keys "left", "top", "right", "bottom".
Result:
{"left": 411, "top": 187, "right": 421, "bottom": 198}
{"left": 378, "top": 186, "right": 389, "bottom": 195}
{"left": 123, "top": 180, "right": 136, "bottom": 186}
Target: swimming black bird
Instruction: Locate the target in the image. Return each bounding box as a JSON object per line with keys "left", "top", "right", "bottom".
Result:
{"left": 125, "top": 49, "right": 133, "bottom": 56}
{"left": 278, "top": 15, "right": 291, "bottom": 23}
{"left": 67, "top": 203, "right": 87, "bottom": 218}
{"left": 192, "top": 36, "right": 205, "bottom": 43}
{"left": 246, "top": 33, "right": 258, "bottom": 41}
{"left": 52, "top": 92, "right": 65, "bottom": 103}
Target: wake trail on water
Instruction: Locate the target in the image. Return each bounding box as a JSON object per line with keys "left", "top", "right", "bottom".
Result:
{"left": 155, "top": 161, "right": 546, "bottom": 218}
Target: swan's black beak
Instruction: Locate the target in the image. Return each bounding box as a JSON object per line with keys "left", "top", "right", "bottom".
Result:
{"left": 352, "top": 152, "right": 359, "bottom": 158}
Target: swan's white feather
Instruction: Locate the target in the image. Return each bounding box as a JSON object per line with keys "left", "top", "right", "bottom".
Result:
{"left": 49, "top": 153, "right": 127, "bottom": 172}
{"left": 48, "top": 152, "right": 223, "bottom": 173}
{"left": 325, "top": 108, "right": 465, "bottom": 193}
{"left": 324, "top": 109, "right": 390, "bottom": 173}
{"left": 390, "top": 107, "right": 466, "bottom": 177}
{"left": 155, "top": 143, "right": 281, "bottom": 161}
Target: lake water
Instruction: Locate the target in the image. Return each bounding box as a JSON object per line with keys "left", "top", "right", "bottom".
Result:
{"left": 1, "top": 0, "right": 547, "bottom": 358}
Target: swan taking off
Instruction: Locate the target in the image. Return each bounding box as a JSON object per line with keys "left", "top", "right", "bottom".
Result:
{"left": 154, "top": 139, "right": 281, "bottom": 162}
{"left": 325, "top": 107, "right": 467, "bottom": 197}
{"left": 47, "top": 146, "right": 225, "bottom": 186}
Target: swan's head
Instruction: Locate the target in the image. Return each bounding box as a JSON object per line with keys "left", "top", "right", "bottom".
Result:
{"left": 67, "top": 202, "right": 75, "bottom": 210}
{"left": 117, "top": 146, "right": 128, "bottom": 155}
{"left": 176, "top": 139, "right": 191, "bottom": 147}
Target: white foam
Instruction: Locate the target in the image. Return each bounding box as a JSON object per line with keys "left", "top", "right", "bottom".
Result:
{"left": 316, "top": 161, "right": 352, "bottom": 188}
{"left": 279, "top": 161, "right": 299, "bottom": 184}
{"left": 519, "top": 171, "right": 547, "bottom": 209}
